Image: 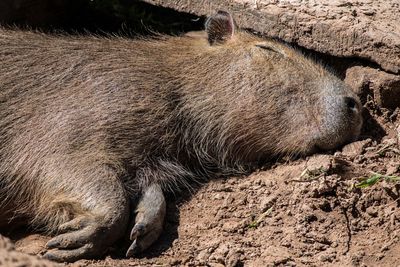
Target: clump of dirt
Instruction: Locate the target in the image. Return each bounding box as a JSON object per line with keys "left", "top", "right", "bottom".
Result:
{"left": 2, "top": 105, "right": 399, "bottom": 267}
{"left": 0, "top": 235, "right": 59, "bottom": 267}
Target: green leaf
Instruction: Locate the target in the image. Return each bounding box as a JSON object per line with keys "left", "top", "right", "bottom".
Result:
{"left": 355, "top": 174, "right": 381, "bottom": 188}
{"left": 248, "top": 221, "right": 258, "bottom": 229}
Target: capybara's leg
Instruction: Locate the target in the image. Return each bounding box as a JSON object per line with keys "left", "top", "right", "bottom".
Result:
{"left": 42, "top": 166, "right": 130, "bottom": 262}
{"left": 126, "top": 184, "right": 166, "bottom": 257}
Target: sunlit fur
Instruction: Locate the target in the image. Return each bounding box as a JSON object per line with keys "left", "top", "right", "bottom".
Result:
{"left": 0, "top": 27, "right": 361, "bottom": 233}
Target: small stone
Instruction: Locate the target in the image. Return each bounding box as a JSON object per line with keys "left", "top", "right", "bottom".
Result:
{"left": 260, "top": 195, "right": 277, "bottom": 212}
{"left": 386, "top": 162, "right": 399, "bottom": 175}
{"left": 14, "top": 234, "right": 48, "bottom": 255}
{"left": 366, "top": 206, "right": 378, "bottom": 217}
{"left": 273, "top": 256, "right": 293, "bottom": 265}
{"left": 213, "top": 193, "right": 223, "bottom": 200}
{"left": 318, "top": 252, "right": 336, "bottom": 262}
{"left": 362, "top": 9, "right": 376, "bottom": 15}
{"left": 225, "top": 249, "right": 242, "bottom": 267}
{"left": 222, "top": 220, "right": 245, "bottom": 232}
{"left": 196, "top": 249, "right": 211, "bottom": 263}
{"left": 210, "top": 244, "right": 229, "bottom": 263}
{"left": 342, "top": 139, "right": 371, "bottom": 158}
{"left": 0, "top": 235, "right": 15, "bottom": 251}
{"left": 306, "top": 154, "right": 332, "bottom": 173}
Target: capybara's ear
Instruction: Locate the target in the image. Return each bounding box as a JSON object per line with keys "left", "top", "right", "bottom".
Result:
{"left": 205, "top": 11, "right": 235, "bottom": 45}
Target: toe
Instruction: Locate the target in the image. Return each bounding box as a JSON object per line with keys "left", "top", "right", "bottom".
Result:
{"left": 126, "top": 222, "right": 163, "bottom": 257}
{"left": 46, "top": 227, "right": 95, "bottom": 249}
{"left": 58, "top": 216, "right": 91, "bottom": 233}
{"left": 43, "top": 244, "right": 94, "bottom": 262}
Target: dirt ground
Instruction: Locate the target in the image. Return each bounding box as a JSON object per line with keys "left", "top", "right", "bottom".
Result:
{"left": 0, "top": 101, "right": 399, "bottom": 266}
{"left": 0, "top": 1, "right": 399, "bottom": 266}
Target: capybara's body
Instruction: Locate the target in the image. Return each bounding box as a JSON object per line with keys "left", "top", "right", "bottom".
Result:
{"left": 0, "top": 11, "right": 362, "bottom": 262}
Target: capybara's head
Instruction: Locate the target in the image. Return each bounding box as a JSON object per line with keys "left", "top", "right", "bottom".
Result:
{"left": 177, "top": 11, "right": 362, "bottom": 163}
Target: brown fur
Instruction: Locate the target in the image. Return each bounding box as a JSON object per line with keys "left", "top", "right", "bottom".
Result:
{"left": 0, "top": 12, "right": 362, "bottom": 260}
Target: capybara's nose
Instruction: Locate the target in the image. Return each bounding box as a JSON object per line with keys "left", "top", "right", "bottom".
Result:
{"left": 344, "top": 96, "right": 360, "bottom": 114}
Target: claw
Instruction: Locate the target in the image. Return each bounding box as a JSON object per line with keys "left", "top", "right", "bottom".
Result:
{"left": 126, "top": 239, "right": 140, "bottom": 257}
{"left": 130, "top": 223, "right": 146, "bottom": 240}
{"left": 46, "top": 239, "right": 60, "bottom": 249}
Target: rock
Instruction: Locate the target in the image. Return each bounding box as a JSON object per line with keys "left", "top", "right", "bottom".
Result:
{"left": 386, "top": 162, "right": 400, "bottom": 176}
{"left": 209, "top": 244, "right": 229, "bottom": 263}
{"left": 304, "top": 154, "right": 332, "bottom": 175}
{"left": 0, "top": 235, "right": 14, "bottom": 251}
{"left": 0, "top": 234, "right": 59, "bottom": 267}
{"left": 366, "top": 206, "right": 378, "bottom": 217}
{"left": 341, "top": 139, "right": 371, "bottom": 159}
{"left": 226, "top": 249, "right": 242, "bottom": 267}
{"left": 222, "top": 219, "right": 247, "bottom": 233}
{"left": 318, "top": 251, "right": 336, "bottom": 262}
{"left": 260, "top": 194, "right": 277, "bottom": 212}
{"left": 196, "top": 249, "right": 211, "bottom": 263}
{"left": 345, "top": 66, "right": 400, "bottom": 109}
{"left": 143, "top": 0, "right": 400, "bottom": 74}
{"left": 14, "top": 234, "right": 48, "bottom": 255}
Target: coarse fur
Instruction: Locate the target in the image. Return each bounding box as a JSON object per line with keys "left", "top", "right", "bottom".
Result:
{"left": 0, "top": 11, "right": 362, "bottom": 261}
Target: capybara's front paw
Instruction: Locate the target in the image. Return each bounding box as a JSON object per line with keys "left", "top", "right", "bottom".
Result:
{"left": 43, "top": 215, "right": 115, "bottom": 262}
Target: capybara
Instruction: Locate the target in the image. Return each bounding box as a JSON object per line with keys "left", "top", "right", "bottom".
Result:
{"left": 0, "top": 11, "right": 362, "bottom": 262}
